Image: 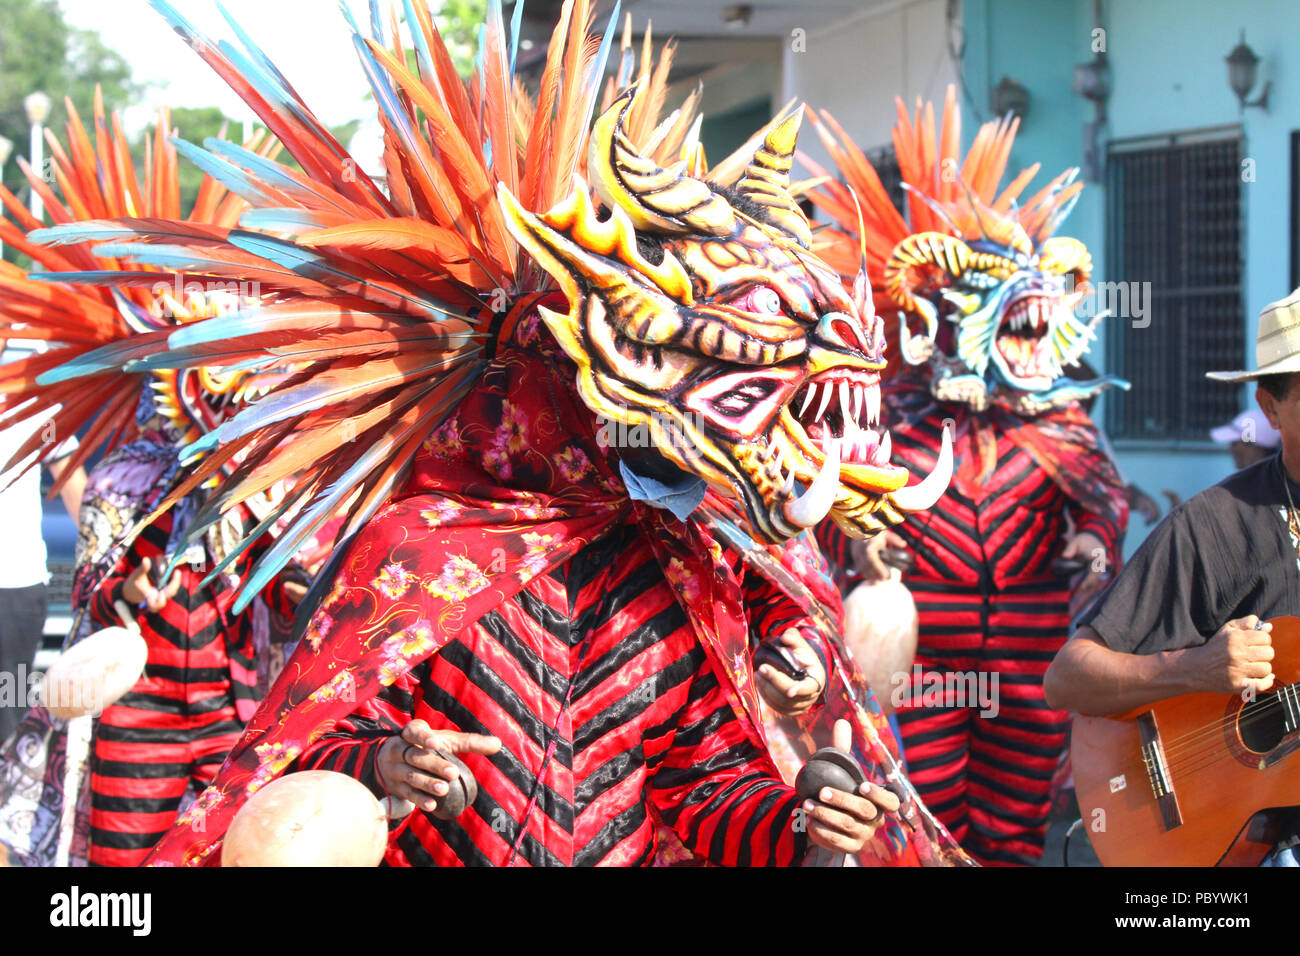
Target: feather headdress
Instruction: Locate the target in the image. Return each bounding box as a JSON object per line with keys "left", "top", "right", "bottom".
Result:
{"left": 0, "top": 90, "right": 280, "bottom": 490}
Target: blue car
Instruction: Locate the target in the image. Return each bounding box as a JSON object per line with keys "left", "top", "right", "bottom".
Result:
{"left": 36, "top": 472, "right": 78, "bottom": 669}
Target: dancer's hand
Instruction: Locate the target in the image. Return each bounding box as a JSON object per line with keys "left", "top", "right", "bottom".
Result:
{"left": 283, "top": 581, "right": 309, "bottom": 606}
{"left": 1063, "top": 531, "right": 1107, "bottom": 616}
{"left": 850, "top": 529, "right": 908, "bottom": 582}
{"left": 803, "top": 720, "right": 900, "bottom": 854}
{"left": 122, "top": 557, "right": 181, "bottom": 612}
{"left": 756, "top": 628, "right": 825, "bottom": 716}
{"left": 377, "top": 719, "right": 501, "bottom": 815}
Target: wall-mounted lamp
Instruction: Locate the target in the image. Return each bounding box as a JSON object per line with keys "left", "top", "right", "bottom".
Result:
{"left": 992, "top": 76, "right": 1030, "bottom": 122}
{"left": 722, "top": 5, "right": 753, "bottom": 30}
{"left": 1226, "top": 30, "right": 1270, "bottom": 112}
{"left": 1073, "top": 53, "right": 1110, "bottom": 181}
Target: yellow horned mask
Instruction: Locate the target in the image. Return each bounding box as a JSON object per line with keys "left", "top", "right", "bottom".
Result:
{"left": 499, "top": 91, "right": 951, "bottom": 541}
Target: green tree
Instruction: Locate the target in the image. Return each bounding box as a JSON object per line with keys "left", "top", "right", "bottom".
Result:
{"left": 434, "top": 0, "right": 488, "bottom": 75}
{"left": 0, "top": 0, "right": 140, "bottom": 217}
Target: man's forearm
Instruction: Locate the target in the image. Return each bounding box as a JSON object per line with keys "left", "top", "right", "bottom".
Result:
{"left": 1044, "top": 628, "right": 1206, "bottom": 715}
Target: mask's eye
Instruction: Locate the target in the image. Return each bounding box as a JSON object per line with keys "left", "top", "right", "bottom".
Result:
{"left": 735, "top": 285, "right": 784, "bottom": 316}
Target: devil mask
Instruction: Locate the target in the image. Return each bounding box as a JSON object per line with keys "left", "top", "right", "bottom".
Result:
{"left": 500, "top": 91, "right": 951, "bottom": 542}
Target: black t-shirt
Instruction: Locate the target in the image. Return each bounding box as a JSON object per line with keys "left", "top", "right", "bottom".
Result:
{"left": 1079, "top": 452, "right": 1300, "bottom": 653}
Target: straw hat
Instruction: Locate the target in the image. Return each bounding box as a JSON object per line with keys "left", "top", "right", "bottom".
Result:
{"left": 1208, "top": 288, "right": 1300, "bottom": 382}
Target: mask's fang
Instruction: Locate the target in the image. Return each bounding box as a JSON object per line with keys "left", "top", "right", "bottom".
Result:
{"left": 783, "top": 437, "right": 840, "bottom": 528}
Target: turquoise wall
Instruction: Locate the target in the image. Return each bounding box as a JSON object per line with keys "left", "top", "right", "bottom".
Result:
{"left": 963, "top": 0, "right": 1299, "bottom": 555}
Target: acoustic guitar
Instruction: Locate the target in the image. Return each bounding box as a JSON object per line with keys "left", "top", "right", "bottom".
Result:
{"left": 1071, "top": 616, "right": 1300, "bottom": 866}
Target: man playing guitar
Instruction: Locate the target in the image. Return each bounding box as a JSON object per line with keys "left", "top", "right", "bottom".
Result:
{"left": 1045, "top": 289, "right": 1300, "bottom": 866}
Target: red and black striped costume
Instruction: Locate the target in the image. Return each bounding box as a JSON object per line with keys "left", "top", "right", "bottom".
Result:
{"left": 85, "top": 509, "right": 294, "bottom": 867}
{"left": 300, "top": 523, "right": 819, "bottom": 866}
{"left": 819, "top": 396, "right": 1125, "bottom": 865}
{"left": 146, "top": 339, "right": 908, "bottom": 867}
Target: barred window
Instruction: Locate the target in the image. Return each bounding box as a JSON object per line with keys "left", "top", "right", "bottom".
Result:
{"left": 1104, "top": 130, "right": 1244, "bottom": 442}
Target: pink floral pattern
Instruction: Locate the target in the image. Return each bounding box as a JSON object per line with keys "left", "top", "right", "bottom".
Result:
{"left": 373, "top": 560, "right": 417, "bottom": 600}
{"left": 423, "top": 555, "right": 491, "bottom": 602}
{"left": 555, "top": 445, "right": 592, "bottom": 483}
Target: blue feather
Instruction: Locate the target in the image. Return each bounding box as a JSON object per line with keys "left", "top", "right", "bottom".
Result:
{"left": 401, "top": 0, "right": 437, "bottom": 81}
{"left": 509, "top": 0, "right": 525, "bottom": 79}
{"left": 82, "top": 242, "right": 239, "bottom": 276}
{"left": 233, "top": 463, "right": 361, "bottom": 613}
{"left": 349, "top": 28, "right": 474, "bottom": 237}
{"left": 710, "top": 515, "right": 760, "bottom": 554}
{"left": 25, "top": 270, "right": 181, "bottom": 289}
{"left": 215, "top": 39, "right": 333, "bottom": 151}
{"left": 238, "top": 208, "right": 337, "bottom": 233}
{"left": 180, "top": 349, "right": 461, "bottom": 460}
{"left": 169, "top": 138, "right": 283, "bottom": 207}
{"left": 351, "top": 33, "right": 447, "bottom": 221}
{"left": 581, "top": 0, "right": 622, "bottom": 131}
{"left": 475, "top": 24, "right": 486, "bottom": 86}
{"left": 203, "top": 139, "right": 330, "bottom": 206}
{"left": 35, "top": 338, "right": 153, "bottom": 385}
{"left": 149, "top": 0, "right": 208, "bottom": 49}
{"left": 287, "top": 524, "right": 358, "bottom": 643}
{"left": 195, "top": 486, "right": 310, "bottom": 591}
{"left": 217, "top": 0, "right": 303, "bottom": 102}
{"left": 28, "top": 222, "right": 143, "bottom": 247}
{"left": 167, "top": 307, "right": 408, "bottom": 350}
{"left": 337, "top": 0, "right": 362, "bottom": 35}
{"left": 127, "top": 349, "right": 276, "bottom": 373}
{"left": 233, "top": 392, "right": 458, "bottom": 613}
{"left": 225, "top": 230, "right": 463, "bottom": 320}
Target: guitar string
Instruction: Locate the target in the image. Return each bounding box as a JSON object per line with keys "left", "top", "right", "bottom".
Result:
{"left": 1159, "top": 691, "right": 1291, "bottom": 755}
{"left": 1158, "top": 695, "right": 1291, "bottom": 769}
{"left": 1134, "top": 674, "right": 1293, "bottom": 763}
{"left": 1165, "top": 717, "right": 1286, "bottom": 775}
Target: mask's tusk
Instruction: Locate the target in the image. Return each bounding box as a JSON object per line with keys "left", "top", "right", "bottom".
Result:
{"left": 888, "top": 423, "right": 952, "bottom": 512}
{"left": 783, "top": 437, "right": 841, "bottom": 528}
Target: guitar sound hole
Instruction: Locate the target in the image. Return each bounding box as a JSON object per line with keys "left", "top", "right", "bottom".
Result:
{"left": 1238, "top": 692, "right": 1288, "bottom": 754}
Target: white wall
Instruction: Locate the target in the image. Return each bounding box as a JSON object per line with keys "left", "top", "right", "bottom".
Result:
{"left": 782, "top": 0, "right": 960, "bottom": 170}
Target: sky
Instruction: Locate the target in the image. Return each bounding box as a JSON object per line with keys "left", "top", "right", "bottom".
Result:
{"left": 57, "top": 0, "right": 377, "bottom": 134}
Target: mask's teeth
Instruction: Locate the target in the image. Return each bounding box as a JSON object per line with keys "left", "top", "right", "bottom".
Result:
{"left": 839, "top": 381, "right": 853, "bottom": 432}
{"left": 873, "top": 430, "right": 892, "bottom": 466}
{"left": 782, "top": 468, "right": 795, "bottom": 496}
{"left": 814, "top": 381, "right": 834, "bottom": 422}
{"left": 853, "top": 384, "right": 864, "bottom": 423}
{"left": 798, "top": 383, "right": 816, "bottom": 418}
{"left": 841, "top": 424, "right": 857, "bottom": 464}
{"left": 865, "top": 384, "right": 880, "bottom": 426}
